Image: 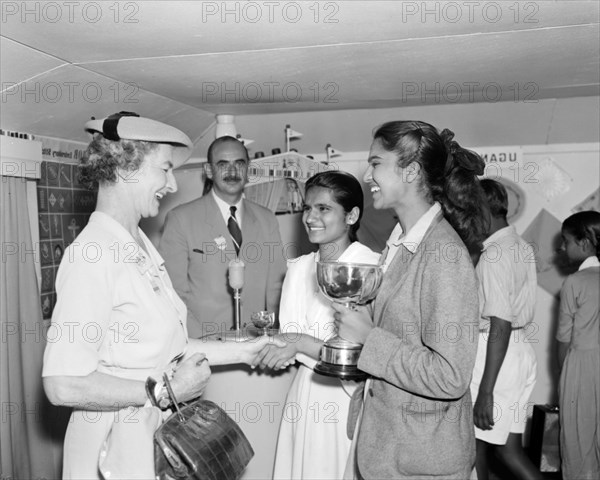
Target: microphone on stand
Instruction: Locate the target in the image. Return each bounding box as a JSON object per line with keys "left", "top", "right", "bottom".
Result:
{"left": 228, "top": 258, "right": 245, "bottom": 331}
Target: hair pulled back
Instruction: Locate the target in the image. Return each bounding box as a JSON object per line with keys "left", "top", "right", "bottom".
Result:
{"left": 480, "top": 178, "right": 509, "bottom": 218}
{"left": 305, "top": 170, "right": 364, "bottom": 242}
{"left": 562, "top": 210, "right": 600, "bottom": 260}
{"left": 373, "top": 120, "right": 489, "bottom": 257}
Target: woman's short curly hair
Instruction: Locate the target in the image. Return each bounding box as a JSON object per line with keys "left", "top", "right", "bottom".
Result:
{"left": 78, "top": 134, "right": 159, "bottom": 190}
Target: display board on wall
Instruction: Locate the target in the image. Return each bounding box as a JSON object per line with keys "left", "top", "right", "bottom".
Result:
{"left": 37, "top": 161, "right": 96, "bottom": 319}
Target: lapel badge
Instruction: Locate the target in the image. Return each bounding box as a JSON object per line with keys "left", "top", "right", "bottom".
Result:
{"left": 214, "top": 235, "right": 227, "bottom": 251}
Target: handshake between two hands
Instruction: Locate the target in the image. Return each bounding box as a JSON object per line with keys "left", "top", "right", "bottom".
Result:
{"left": 247, "top": 334, "right": 298, "bottom": 371}
{"left": 243, "top": 303, "right": 374, "bottom": 371}
{"left": 170, "top": 336, "right": 294, "bottom": 403}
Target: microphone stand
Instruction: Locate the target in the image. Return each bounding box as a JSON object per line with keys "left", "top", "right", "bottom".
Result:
{"left": 225, "top": 258, "right": 245, "bottom": 341}
{"left": 233, "top": 287, "right": 242, "bottom": 332}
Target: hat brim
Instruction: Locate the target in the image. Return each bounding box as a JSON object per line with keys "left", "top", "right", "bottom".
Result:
{"left": 85, "top": 116, "right": 193, "bottom": 168}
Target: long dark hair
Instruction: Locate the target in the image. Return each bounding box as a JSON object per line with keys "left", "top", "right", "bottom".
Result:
{"left": 480, "top": 178, "right": 508, "bottom": 218}
{"left": 562, "top": 210, "right": 600, "bottom": 260}
{"left": 305, "top": 170, "right": 363, "bottom": 242}
{"left": 373, "top": 120, "right": 489, "bottom": 258}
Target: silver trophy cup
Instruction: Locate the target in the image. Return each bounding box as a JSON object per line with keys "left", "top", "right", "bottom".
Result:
{"left": 315, "top": 261, "right": 384, "bottom": 380}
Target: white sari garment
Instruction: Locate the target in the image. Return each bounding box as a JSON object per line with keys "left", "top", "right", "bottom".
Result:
{"left": 274, "top": 242, "right": 379, "bottom": 480}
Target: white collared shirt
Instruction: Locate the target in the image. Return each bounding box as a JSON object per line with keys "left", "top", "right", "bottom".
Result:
{"left": 476, "top": 225, "right": 537, "bottom": 330}
{"left": 211, "top": 189, "right": 243, "bottom": 228}
{"left": 381, "top": 202, "right": 442, "bottom": 272}
{"left": 578, "top": 255, "right": 600, "bottom": 271}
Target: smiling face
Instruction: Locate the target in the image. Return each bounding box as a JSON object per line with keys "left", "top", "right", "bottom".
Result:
{"left": 127, "top": 143, "right": 177, "bottom": 219}
{"left": 207, "top": 139, "right": 249, "bottom": 204}
{"left": 363, "top": 138, "right": 417, "bottom": 213}
{"left": 302, "top": 186, "right": 358, "bottom": 260}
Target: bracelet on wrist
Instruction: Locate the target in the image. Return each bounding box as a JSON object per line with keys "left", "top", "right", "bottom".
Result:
{"left": 145, "top": 376, "right": 172, "bottom": 410}
{"left": 156, "top": 383, "right": 171, "bottom": 410}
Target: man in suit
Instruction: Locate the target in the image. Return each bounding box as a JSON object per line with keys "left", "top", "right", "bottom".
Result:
{"left": 159, "top": 136, "right": 286, "bottom": 338}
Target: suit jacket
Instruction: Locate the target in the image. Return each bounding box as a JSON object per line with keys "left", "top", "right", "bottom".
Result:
{"left": 355, "top": 213, "right": 479, "bottom": 479}
{"left": 159, "top": 193, "right": 286, "bottom": 339}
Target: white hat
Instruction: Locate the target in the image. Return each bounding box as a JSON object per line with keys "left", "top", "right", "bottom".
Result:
{"left": 85, "top": 112, "right": 193, "bottom": 167}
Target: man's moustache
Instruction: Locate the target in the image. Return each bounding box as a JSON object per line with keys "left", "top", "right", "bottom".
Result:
{"left": 221, "top": 176, "right": 242, "bottom": 182}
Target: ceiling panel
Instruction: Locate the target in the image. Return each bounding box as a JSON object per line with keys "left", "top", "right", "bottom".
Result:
{"left": 0, "top": 0, "right": 598, "bottom": 142}
{"left": 76, "top": 24, "right": 599, "bottom": 113}
{"left": 1, "top": 1, "right": 597, "bottom": 62}
{"left": 0, "top": 37, "right": 66, "bottom": 86}
{"left": 0, "top": 65, "right": 215, "bottom": 145}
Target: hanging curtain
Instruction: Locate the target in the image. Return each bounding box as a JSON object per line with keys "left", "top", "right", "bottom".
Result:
{"left": 0, "top": 176, "right": 65, "bottom": 479}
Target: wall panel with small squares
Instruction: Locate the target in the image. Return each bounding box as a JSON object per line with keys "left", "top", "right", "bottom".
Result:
{"left": 37, "top": 161, "right": 96, "bottom": 319}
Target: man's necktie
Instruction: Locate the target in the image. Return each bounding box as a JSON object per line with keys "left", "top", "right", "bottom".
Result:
{"left": 228, "top": 206, "right": 243, "bottom": 256}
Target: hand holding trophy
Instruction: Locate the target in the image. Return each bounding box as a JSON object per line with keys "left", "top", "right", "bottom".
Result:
{"left": 315, "top": 261, "right": 383, "bottom": 380}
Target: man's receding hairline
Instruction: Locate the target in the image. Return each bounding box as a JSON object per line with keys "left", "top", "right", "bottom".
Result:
{"left": 208, "top": 137, "right": 249, "bottom": 163}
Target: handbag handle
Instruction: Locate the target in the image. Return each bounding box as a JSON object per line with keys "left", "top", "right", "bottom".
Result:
{"left": 162, "top": 373, "right": 185, "bottom": 423}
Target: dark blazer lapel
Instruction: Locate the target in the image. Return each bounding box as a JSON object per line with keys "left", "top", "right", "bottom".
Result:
{"left": 374, "top": 212, "right": 444, "bottom": 326}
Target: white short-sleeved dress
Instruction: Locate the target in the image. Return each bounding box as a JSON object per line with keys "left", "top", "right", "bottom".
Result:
{"left": 273, "top": 242, "right": 379, "bottom": 480}
{"left": 557, "top": 257, "right": 600, "bottom": 480}
{"left": 43, "top": 212, "right": 188, "bottom": 479}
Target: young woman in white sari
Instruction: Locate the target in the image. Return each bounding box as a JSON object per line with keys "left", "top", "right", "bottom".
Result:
{"left": 253, "top": 171, "right": 379, "bottom": 480}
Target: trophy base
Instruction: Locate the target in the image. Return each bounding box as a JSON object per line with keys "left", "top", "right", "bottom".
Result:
{"left": 314, "top": 360, "right": 367, "bottom": 381}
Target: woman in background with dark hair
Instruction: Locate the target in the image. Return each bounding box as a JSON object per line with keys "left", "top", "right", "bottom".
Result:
{"left": 557, "top": 210, "right": 600, "bottom": 480}
{"left": 334, "top": 121, "right": 488, "bottom": 479}
{"left": 255, "top": 171, "right": 379, "bottom": 480}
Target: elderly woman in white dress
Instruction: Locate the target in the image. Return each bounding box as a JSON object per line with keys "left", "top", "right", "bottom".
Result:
{"left": 42, "top": 112, "right": 280, "bottom": 479}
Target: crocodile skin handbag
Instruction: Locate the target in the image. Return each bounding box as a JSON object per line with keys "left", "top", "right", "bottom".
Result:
{"left": 153, "top": 374, "right": 254, "bottom": 480}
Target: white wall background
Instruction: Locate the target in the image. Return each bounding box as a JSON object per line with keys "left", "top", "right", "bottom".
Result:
{"left": 194, "top": 96, "right": 600, "bottom": 158}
